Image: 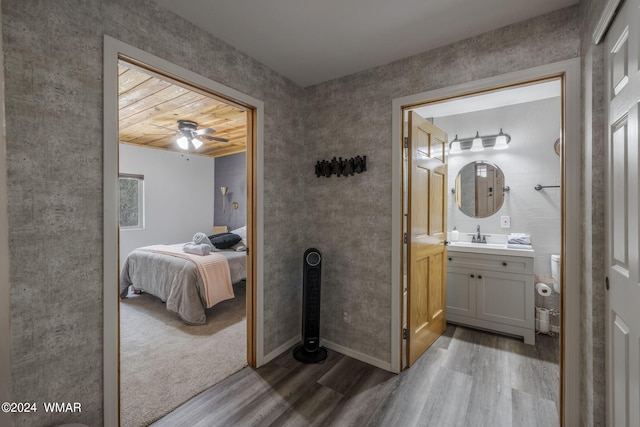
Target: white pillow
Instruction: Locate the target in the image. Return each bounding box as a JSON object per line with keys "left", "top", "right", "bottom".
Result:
{"left": 229, "top": 226, "right": 246, "bottom": 244}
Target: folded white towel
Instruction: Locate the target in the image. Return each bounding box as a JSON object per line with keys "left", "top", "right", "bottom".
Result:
{"left": 508, "top": 233, "right": 531, "bottom": 245}
{"left": 507, "top": 243, "right": 533, "bottom": 250}
{"left": 192, "top": 232, "right": 213, "bottom": 249}
{"left": 183, "top": 243, "right": 211, "bottom": 256}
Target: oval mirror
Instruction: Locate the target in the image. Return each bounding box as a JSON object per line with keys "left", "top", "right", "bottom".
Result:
{"left": 454, "top": 160, "right": 506, "bottom": 218}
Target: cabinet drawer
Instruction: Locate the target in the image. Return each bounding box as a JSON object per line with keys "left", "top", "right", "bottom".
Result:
{"left": 446, "top": 252, "right": 533, "bottom": 274}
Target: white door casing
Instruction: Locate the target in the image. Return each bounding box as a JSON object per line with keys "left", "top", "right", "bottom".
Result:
{"left": 605, "top": 0, "right": 640, "bottom": 425}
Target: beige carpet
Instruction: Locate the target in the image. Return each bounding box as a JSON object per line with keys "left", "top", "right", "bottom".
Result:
{"left": 120, "top": 281, "right": 247, "bottom": 427}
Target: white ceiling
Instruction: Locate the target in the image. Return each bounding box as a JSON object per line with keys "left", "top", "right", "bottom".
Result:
{"left": 413, "top": 79, "right": 562, "bottom": 119}
{"left": 154, "top": 0, "right": 577, "bottom": 87}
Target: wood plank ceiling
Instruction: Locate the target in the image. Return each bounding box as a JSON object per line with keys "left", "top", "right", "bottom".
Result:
{"left": 118, "top": 62, "right": 247, "bottom": 158}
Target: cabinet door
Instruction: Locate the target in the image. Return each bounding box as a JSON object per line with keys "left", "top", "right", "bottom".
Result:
{"left": 446, "top": 267, "right": 476, "bottom": 318}
{"left": 476, "top": 270, "right": 534, "bottom": 329}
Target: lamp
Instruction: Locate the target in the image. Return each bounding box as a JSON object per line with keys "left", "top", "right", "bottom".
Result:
{"left": 448, "top": 129, "right": 511, "bottom": 153}
{"left": 449, "top": 135, "right": 462, "bottom": 154}
{"left": 470, "top": 131, "right": 483, "bottom": 152}
{"left": 191, "top": 138, "right": 203, "bottom": 149}
{"left": 493, "top": 128, "right": 508, "bottom": 150}
{"left": 220, "top": 186, "right": 228, "bottom": 212}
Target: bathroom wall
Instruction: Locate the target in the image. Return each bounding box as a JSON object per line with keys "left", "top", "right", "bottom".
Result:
{"left": 119, "top": 144, "right": 216, "bottom": 264}
{"left": 434, "top": 96, "right": 562, "bottom": 278}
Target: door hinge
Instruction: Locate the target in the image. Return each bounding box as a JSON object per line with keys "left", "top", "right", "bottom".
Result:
{"left": 404, "top": 137, "right": 409, "bottom": 148}
{"left": 403, "top": 233, "right": 407, "bottom": 244}
{"left": 403, "top": 328, "right": 408, "bottom": 339}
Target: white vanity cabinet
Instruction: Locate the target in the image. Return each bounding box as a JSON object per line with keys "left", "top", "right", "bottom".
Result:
{"left": 446, "top": 250, "right": 535, "bottom": 345}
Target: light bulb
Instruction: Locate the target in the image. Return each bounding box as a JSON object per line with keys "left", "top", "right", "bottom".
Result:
{"left": 177, "top": 136, "right": 189, "bottom": 150}
{"left": 450, "top": 135, "right": 462, "bottom": 154}
{"left": 494, "top": 129, "right": 508, "bottom": 150}
{"left": 470, "top": 132, "right": 483, "bottom": 152}
{"left": 191, "top": 138, "right": 203, "bottom": 149}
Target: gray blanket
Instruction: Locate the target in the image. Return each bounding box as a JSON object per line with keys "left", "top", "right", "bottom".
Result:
{"left": 120, "top": 247, "right": 246, "bottom": 325}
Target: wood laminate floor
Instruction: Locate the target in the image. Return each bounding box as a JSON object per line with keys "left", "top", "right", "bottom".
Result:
{"left": 153, "top": 324, "right": 559, "bottom": 427}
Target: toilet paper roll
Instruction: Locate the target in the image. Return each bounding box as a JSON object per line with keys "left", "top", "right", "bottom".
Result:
{"left": 536, "top": 282, "right": 552, "bottom": 296}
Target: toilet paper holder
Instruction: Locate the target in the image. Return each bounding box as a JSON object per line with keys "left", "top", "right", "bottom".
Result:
{"left": 535, "top": 282, "right": 552, "bottom": 296}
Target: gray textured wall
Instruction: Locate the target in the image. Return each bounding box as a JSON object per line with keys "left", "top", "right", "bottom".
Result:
{"left": 2, "top": 0, "right": 608, "bottom": 425}
{"left": 214, "top": 152, "right": 246, "bottom": 230}
{"left": 579, "top": 0, "right": 607, "bottom": 425}
{"left": 304, "top": 6, "right": 580, "bottom": 363}
{"left": 2, "top": 0, "right": 305, "bottom": 425}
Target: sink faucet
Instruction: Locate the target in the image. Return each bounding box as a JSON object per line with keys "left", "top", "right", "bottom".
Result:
{"left": 476, "top": 225, "right": 482, "bottom": 242}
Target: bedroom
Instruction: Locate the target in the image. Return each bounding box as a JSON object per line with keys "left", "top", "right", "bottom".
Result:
{"left": 117, "top": 61, "right": 250, "bottom": 426}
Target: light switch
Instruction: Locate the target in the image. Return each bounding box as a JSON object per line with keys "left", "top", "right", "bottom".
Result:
{"left": 501, "top": 216, "right": 511, "bottom": 228}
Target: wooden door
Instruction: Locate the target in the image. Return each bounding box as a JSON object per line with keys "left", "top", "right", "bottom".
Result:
{"left": 605, "top": 1, "right": 640, "bottom": 425}
{"left": 406, "top": 111, "right": 448, "bottom": 367}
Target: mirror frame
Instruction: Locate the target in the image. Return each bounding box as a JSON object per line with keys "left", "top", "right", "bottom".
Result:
{"left": 454, "top": 160, "right": 506, "bottom": 218}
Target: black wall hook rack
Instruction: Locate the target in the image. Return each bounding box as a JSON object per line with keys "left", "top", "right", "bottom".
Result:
{"left": 315, "top": 155, "right": 367, "bottom": 177}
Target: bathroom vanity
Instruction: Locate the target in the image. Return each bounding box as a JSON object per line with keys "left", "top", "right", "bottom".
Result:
{"left": 446, "top": 242, "right": 535, "bottom": 345}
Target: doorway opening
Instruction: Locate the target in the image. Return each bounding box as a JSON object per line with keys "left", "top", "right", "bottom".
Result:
{"left": 391, "top": 59, "right": 581, "bottom": 425}
{"left": 116, "top": 59, "right": 252, "bottom": 426}
{"left": 103, "top": 36, "right": 264, "bottom": 427}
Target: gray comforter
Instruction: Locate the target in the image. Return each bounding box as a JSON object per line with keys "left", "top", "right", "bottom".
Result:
{"left": 120, "top": 247, "right": 246, "bottom": 325}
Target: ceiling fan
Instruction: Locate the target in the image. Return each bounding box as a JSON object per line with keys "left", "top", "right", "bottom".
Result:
{"left": 152, "top": 119, "right": 229, "bottom": 150}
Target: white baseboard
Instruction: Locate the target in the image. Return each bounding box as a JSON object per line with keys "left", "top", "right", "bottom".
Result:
{"left": 321, "top": 339, "right": 392, "bottom": 372}
{"left": 262, "top": 335, "right": 300, "bottom": 365}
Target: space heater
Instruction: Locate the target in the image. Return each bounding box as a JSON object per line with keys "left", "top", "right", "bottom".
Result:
{"left": 293, "top": 248, "right": 327, "bottom": 363}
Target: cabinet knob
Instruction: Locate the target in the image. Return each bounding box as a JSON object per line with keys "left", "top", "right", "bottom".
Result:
{"left": 448, "top": 257, "right": 452, "bottom": 261}
{"left": 478, "top": 275, "right": 483, "bottom": 279}
{"left": 470, "top": 274, "right": 475, "bottom": 278}
{"left": 502, "top": 262, "right": 507, "bottom": 266}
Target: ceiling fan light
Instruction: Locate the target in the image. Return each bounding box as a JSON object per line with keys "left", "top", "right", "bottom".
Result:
{"left": 494, "top": 128, "right": 509, "bottom": 150}
{"left": 470, "top": 131, "right": 483, "bottom": 152}
{"left": 177, "top": 136, "right": 189, "bottom": 150}
{"left": 191, "top": 138, "right": 203, "bottom": 149}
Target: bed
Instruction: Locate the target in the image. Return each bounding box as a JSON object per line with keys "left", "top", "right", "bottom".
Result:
{"left": 120, "top": 228, "right": 247, "bottom": 325}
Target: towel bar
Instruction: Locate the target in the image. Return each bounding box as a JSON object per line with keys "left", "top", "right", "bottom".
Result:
{"left": 534, "top": 184, "right": 560, "bottom": 191}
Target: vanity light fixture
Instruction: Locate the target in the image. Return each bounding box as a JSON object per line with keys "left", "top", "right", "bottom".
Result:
{"left": 493, "top": 128, "right": 509, "bottom": 150}
{"left": 450, "top": 135, "right": 462, "bottom": 154}
{"left": 470, "top": 132, "right": 484, "bottom": 152}
{"left": 448, "top": 129, "right": 511, "bottom": 154}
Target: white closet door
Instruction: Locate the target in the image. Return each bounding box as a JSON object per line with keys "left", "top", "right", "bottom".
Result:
{"left": 605, "top": 1, "right": 640, "bottom": 425}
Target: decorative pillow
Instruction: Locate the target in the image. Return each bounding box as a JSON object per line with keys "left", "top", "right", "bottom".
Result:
{"left": 208, "top": 232, "right": 242, "bottom": 249}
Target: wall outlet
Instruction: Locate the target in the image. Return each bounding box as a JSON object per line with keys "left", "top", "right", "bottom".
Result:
{"left": 501, "top": 216, "right": 511, "bottom": 228}
{"left": 343, "top": 311, "right": 351, "bottom": 324}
